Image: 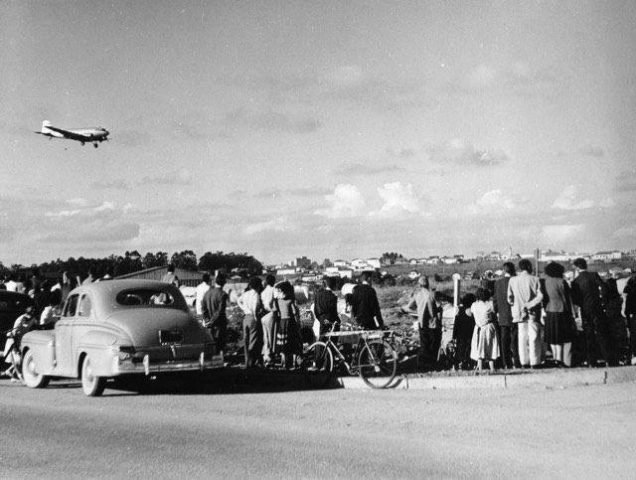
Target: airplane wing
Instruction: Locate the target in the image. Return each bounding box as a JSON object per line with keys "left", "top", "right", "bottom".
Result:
{"left": 45, "top": 125, "right": 92, "bottom": 141}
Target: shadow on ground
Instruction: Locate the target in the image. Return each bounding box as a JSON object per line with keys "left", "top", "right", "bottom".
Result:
{"left": 104, "top": 367, "right": 341, "bottom": 396}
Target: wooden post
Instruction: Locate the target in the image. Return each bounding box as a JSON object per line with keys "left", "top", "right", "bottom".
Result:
{"left": 452, "top": 273, "right": 462, "bottom": 311}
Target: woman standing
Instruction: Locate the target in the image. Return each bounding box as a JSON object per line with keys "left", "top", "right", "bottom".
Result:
{"left": 542, "top": 262, "right": 576, "bottom": 367}
{"left": 274, "top": 281, "right": 301, "bottom": 369}
{"left": 470, "top": 288, "right": 500, "bottom": 373}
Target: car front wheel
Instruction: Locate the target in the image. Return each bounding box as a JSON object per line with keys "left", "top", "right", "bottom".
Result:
{"left": 81, "top": 355, "right": 106, "bottom": 397}
{"left": 21, "top": 349, "right": 50, "bottom": 389}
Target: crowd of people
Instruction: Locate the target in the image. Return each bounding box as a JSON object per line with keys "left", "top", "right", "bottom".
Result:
{"left": 446, "top": 258, "right": 636, "bottom": 373}
{"left": 4, "top": 258, "right": 636, "bottom": 377}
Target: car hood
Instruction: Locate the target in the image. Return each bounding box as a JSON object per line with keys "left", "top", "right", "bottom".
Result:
{"left": 104, "top": 308, "right": 208, "bottom": 347}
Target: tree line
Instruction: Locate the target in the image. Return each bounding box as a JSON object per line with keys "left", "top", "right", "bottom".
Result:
{"left": 0, "top": 250, "right": 263, "bottom": 281}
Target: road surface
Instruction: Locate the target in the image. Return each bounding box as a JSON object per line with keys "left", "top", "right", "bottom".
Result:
{"left": 1, "top": 377, "right": 635, "bottom": 479}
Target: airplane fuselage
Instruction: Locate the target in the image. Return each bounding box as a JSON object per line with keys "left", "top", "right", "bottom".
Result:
{"left": 36, "top": 121, "right": 110, "bottom": 148}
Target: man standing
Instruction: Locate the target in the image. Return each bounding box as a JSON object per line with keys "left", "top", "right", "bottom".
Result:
{"left": 493, "top": 262, "right": 519, "bottom": 369}
{"left": 350, "top": 272, "right": 384, "bottom": 330}
{"left": 195, "top": 273, "right": 211, "bottom": 322}
{"left": 237, "top": 277, "right": 264, "bottom": 368}
{"left": 407, "top": 276, "right": 441, "bottom": 371}
{"left": 571, "top": 258, "right": 616, "bottom": 367}
{"left": 202, "top": 272, "right": 229, "bottom": 357}
{"left": 314, "top": 276, "right": 340, "bottom": 336}
{"left": 507, "top": 259, "right": 543, "bottom": 368}
{"left": 260, "top": 275, "right": 277, "bottom": 365}
{"left": 623, "top": 270, "right": 636, "bottom": 365}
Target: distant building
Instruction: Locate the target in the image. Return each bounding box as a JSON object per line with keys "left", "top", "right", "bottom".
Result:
{"left": 292, "top": 256, "right": 311, "bottom": 269}
{"left": 591, "top": 251, "right": 622, "bottom": 262}
{"left": 366, "top": 258, "right": 381, "bottom": 269}
{"left": 333, "top": 259, "right": 349, "bottom": 268}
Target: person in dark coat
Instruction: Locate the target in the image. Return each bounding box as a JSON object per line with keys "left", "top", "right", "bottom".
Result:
{"left": 493, "top": 262, "right": 518, "bottom": 369}
{"left": 350, "top": 272, "right": 384, "bottom": 330}
{"left": 624, "top": 271, "right": 636, "bottom": 364}
{"left": 542, "top": 262, "right": 576, "bottom": 367}
{"left": 202, "top": 272, "right": 229, "bottom": 355}
{"left": 314, "top": 276, "right": 340, "bottom": 335}
{"left": 452, "top": 293, "right": 476, "bottom": 370}
{"left": 571, "top": 258, "right": 616, "bottom": 367}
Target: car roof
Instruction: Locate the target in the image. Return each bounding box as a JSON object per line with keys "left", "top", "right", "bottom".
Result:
{"left": 66, "top": 279, "right": 187, "bottom": 315}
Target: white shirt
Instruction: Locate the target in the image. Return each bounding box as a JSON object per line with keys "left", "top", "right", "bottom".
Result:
{"left": 195, "top": 282, "right": 211, "bottom": 315}
{"left": 5, "top": 280, "right": 17, "bottom": 292}
{"left": 238, "top": 290, "right": 262, "bottom": 316}
{"left": 261, "top": 285, "right": 275, "bottom": 312}
{"left": 40, "top": 306, "right": 55, "bottom": 325}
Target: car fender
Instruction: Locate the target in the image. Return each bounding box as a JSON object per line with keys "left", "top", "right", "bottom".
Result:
{"left": 76, "top": 330, "right": 130, "bottom": 377}
{"left": 21, "top": 330, "right": 56, "bottom": 375}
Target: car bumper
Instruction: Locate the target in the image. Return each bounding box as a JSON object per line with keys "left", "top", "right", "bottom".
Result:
{"left": 115, "top": 353, "right": 224, "bottom": 376}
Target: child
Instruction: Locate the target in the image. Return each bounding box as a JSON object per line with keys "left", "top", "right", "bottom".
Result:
{"left": 452, "top": 293, "right": 477, "bottom": 370}
{"left": 470, "top": 287, "right": 500, "bottom": 374}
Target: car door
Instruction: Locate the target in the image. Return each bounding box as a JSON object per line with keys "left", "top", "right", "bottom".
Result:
{"left": 55, "top": 293, "right": 79, "bottom": 377}
{"left": 71, "top": 293, "right": 94, "bottom": 369}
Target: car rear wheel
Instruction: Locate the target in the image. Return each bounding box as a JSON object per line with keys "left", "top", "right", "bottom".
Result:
{"left": 21, "top": 349, "right": 50, "bottom": 389}
{"left": 81, "top": 355, "right": 106, "bottom": 397}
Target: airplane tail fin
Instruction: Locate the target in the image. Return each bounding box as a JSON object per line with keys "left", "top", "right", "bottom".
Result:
{"left": 41, "top": 120, "right": 52, "bottom": 133}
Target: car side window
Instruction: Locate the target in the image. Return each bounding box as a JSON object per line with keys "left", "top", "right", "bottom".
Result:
{"left": 77, "top": 294, "right": 92, "bottom": 317}
{"left": 63, "top": 294, "right": 79, "bottom": 317}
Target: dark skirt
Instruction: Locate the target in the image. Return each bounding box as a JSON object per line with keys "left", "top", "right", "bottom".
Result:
{"left": 545, "top": 311, "right": 575, "bottom": 344}
{"left": 276, "top": 317, "right": 302, "bottom": 355}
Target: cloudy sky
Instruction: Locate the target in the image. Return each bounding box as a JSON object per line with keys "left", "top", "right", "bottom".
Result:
{"left": 1, "top": 1, "right": 635, "bottom": 266}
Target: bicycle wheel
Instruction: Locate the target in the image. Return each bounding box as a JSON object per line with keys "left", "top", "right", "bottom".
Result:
{"left": 300, "top": 342, "right": 334, "bottom": 389}
{"left": 358, "top": 340, "right": 398, "bottom": 389}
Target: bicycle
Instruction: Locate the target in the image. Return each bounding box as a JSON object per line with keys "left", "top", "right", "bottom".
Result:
{"left": 300, "top": 321, "right": 398, "bottom": 389}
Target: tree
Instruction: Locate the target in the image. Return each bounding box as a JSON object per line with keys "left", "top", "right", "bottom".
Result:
{"left": 171, "top": 250, "right": 198, "bottom": 271}
{"left": 198, "top": 251, "right": 263, "bottom": 276}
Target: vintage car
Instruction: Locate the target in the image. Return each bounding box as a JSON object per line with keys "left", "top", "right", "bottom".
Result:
{"left": 20, "top": 279, "right": 223, "bottom": 396}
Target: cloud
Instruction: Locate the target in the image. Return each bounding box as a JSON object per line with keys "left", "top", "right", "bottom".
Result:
{"left": 600, "top": 198, "right": 616, "bottom": 208}
{"left": 114, "top": 129, "right": 152, "bottom": 147}
{"left": 541, "top": 224, "right": 585, "bottom": 243}
{"left": 456, "top": 62, "right": 561, "bottom": 99}
{"left": 224, "top": 108, "right": 321, "bottom": 134}
{"left": 613, "top": 226, "right": 636, "bottom": 239}
{"left": 616, "top": 175, "right": 636, "bottom": 192}
{"left": 323, "top": 65, "right": 364, "bottom": 89}
{"left": 465, "top": 64, "right": 498, "bottom": 90}
{"left": 579, "top": 145, "right": 605, "bottom": 158}
{"left": 140, "top": 168, "right": 193, "bottom": 186}
{"left": 551, "top": 185, "right": 594, "bottom": 210}
{"left": 243, "top": 217, "right": 291, "bottom": 235}
{"left": 334, "top": 162, "right": 403, "bottom": 176}
{"left": 314, "top": 184, "right": 366, "bottom": 219}
{"left": 40, "top": 221, "right": 140, "bottom": 243}
{"left": 45, "top": 200, "right": 117, "bottom": 218}
{"left": 91, "top": 179, "right": 132, "bottom": 190}
{"left": 372, "top": 182, "right": 422, "bottom": 217}
{"left": 319, "top": 65, "right": 428, "bottom": 111}
{"left": 38, "top": 200, "right": 140, "bottom": 244}
{"left": 468, "top": 190, "right": 516, "bottom": 214}
{"left": 427, "top": 139, "right": 510, "bottom": 167}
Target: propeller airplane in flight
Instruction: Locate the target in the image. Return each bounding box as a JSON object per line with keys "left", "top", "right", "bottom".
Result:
{"left": 35, "top": 120, "right": 110, "bottom": 148}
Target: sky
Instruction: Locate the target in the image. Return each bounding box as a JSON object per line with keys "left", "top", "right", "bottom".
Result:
{"left": 1, "top": 1, "right": 635, "bottom": 266}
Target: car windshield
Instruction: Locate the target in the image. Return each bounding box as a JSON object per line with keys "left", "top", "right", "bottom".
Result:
{"left": 115, "top": 289, "right": 182, "bottom": 309}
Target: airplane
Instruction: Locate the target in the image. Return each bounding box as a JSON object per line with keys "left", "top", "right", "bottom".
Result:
{"left": 35, "top": 120, "right": 110, "bottom": 148}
